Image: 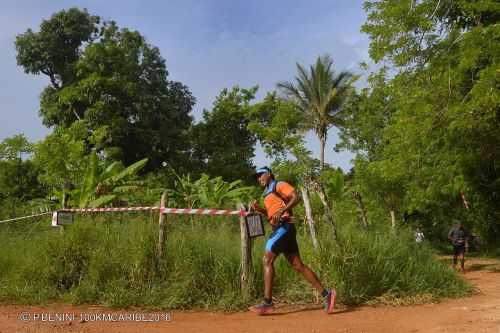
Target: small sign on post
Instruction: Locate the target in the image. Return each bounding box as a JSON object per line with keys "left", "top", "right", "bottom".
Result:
{"left": 58, "top": 212, "right": 74, "bottom": 225}
{"left": 51, "top": 211, "right": 75, "bottom": 226}
{"left": 51, "top": 212, "right": 58, "bottom": 227}
{"left": 244, "top": 213, "right": 265, "bottom": 238}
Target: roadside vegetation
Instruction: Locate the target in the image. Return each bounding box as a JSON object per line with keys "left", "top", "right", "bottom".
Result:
{"left": 0, "top": 214, "right": 470, "bottom": 309}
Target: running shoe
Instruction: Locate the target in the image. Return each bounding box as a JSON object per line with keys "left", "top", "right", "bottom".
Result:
{"left": 249, "top": 302, "right": 274, "bottom": 315}
{"left": 324, "top": 290, "right": 336, "bottom": 314}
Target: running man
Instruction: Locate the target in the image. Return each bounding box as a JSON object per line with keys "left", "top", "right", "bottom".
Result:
{"left": 448, "top": 221, "right": 469, "bottom": 273}
{"left": 249, "top": 166, "right": 336, "bottom": 315}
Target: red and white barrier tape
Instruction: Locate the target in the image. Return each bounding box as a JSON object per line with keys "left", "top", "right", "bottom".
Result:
{"left": 59, "top": 206, "right": 159, "bottom": 213}
{"left": 160, "top": 208, "right": 248, "bottom": 217}
{"left": 59, "top": 206, "right": 248, "bottom": 216}
{"left": 0, "top": 211, "right": 52, "bottom": 224}
{"left": 51, "top": 206, "right": 247, "bottom": 227}
{"left": 1, "top": 205, "right": 249, "bottom": 226}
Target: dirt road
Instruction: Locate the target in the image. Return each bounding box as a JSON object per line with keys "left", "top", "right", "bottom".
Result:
{"left": 1, "top": 257, "right": 499, "bottom": 333}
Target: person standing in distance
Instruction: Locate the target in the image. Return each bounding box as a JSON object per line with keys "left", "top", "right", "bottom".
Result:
{"left": 249, "top": 166, "right": 336, "bottom": 315}
{"left": 415, "top": 226, "right": 425, "bottom": 244}
{"left": 448, "top": 220, "right": 469, "bottom": 273}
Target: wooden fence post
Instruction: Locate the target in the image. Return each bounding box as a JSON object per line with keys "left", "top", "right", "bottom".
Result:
{"left": 239, "top": 203, "right": 252, "bottom": 299}
{"left": 390, "top": 209, "right": 396, "bottom": 231}
{"left": 158, "top": 192, "right": 167, "bottom": 258}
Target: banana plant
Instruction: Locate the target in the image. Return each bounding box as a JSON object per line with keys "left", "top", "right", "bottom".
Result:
{"left": 169, "top": 172, "right": 255, "bottom": 209}
{"left": 73, "top": 152, "right": 148, "bottom": 208}
{"left": 168, "top": 173, "right": 199, "bottom": 207}
{"left": 195, "top": 174, "right": 254, "bottom": 208}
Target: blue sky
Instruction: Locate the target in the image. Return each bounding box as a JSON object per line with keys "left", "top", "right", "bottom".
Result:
{"left": 0, "top": 0, "right": 370, "bottom": 171}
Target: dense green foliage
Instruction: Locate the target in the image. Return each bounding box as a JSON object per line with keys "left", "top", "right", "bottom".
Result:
{"left": 335, "top": 0, "right": 499, "bottom": 245}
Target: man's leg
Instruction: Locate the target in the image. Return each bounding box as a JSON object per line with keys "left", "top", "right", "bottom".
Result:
{"left": 285, "top": 253, "right": 324, "bottom": 292}
{"left": 452, "top": 246, "right": 458, "bottom": 269}
{"left": 286, "top": 253, "right": 336, "bottom": 314}
{"left": 264, "top": 251, "right": 278, "bottom": 301}
{"left": 460, "top": 249, "right": 466, "bottom": 272}
{"left": 249, "top": 251, "right": 277, "bottom": 315}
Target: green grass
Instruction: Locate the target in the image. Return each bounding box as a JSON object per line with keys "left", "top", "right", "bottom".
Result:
{"left": 0, "top": 214, "right": 471, "bottom": 309}
{"left": 315, "top": 224, "right": 471, "bottom": 304}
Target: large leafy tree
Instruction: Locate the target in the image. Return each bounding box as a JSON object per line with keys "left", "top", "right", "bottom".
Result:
{"left": 15, "top": 8, "right": 195, "bottom": 171}
{"left": 337, "top": 68, "right": 405, "bottom": 227}
{"left": 342, "top": 0, "right": 500, "bottom": 242}
{"left": 190, "top": 87, "right": 258, "bottom": 183}
{"left": 278, "top": 54, "right": 356, "bottom": 170}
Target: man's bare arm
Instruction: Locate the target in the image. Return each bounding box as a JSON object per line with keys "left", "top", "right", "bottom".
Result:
{"left": 271, "top": 190, "right": 300, "bottom": 224}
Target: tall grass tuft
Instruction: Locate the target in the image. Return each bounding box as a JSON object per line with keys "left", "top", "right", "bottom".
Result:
{"left": 309, "top": 223, "right": 472, "bottom": 305}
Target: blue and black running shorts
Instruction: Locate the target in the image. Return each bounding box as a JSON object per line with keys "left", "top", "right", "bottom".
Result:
{"left": 265, "top": 221, "right": 299, "bottom": 255}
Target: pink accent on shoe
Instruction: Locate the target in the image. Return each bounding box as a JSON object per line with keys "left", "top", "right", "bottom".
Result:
{"left": 249, "top": 303, "right": 274, "bottom": 315}
{"left": 326, "top": 290, "right": 336, "bottom": 314}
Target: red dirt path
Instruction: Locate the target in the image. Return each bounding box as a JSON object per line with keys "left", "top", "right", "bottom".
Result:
{"left": 1, "top": 257, "right": 499, "bottom": 333}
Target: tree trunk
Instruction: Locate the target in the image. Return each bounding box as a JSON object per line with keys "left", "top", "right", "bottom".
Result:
{"left": 352, "top": 191, "right": 368, "bottom": 228}
{"left": 71, "top": 106, "right": 81, "bottom": 121}
{"left": 300, "top": 186, "right": 318, "bottom": 250}
{"left": 62, "top": 188, "right": 67, "bottom": 209}
{"left": 311, "top": 180, "right": 337, "bottom": 241}
{"left": 62, "top": 180, "right": 74, "bottom": 209}
{"left": 319, "top": 134, "right": 326, "bottom": 170}
{"left": 390, "top": 210, "right": 396, "bottom": 230}
{"left": 460, "top": 191, "right": 470, "bottom": 210}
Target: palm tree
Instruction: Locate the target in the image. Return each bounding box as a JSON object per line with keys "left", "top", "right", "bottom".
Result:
{"left": 278, "top": 54, "right": 356, "bottom": 170}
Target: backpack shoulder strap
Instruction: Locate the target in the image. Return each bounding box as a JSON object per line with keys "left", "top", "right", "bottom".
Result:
{"left": 272, "top": 181, "right": 288, "bottom": 203}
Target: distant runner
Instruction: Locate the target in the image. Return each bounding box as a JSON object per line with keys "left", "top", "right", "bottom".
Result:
{"left": 448, "top": 221, "right": 469, "bottom": 273}
{"left": 415, "top": 226, "right": 425, "bottom": 244}
{"left": 249, "top": 166, "right": 336, "bottom": 315}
